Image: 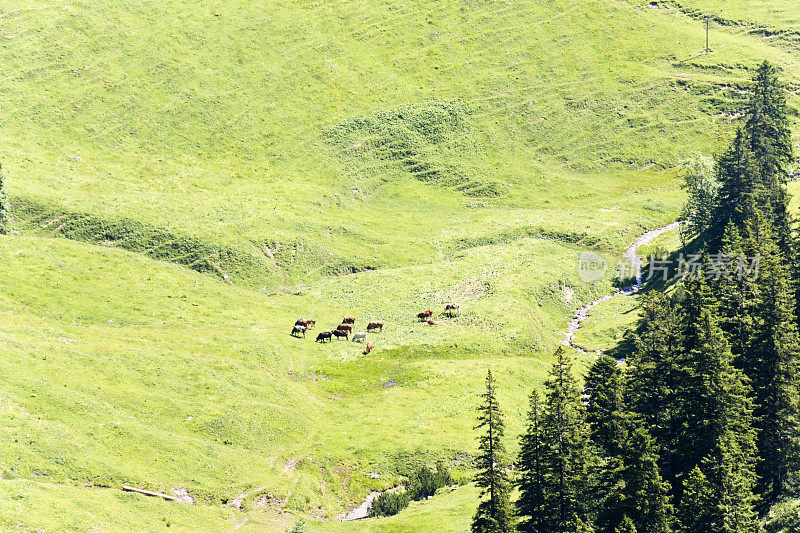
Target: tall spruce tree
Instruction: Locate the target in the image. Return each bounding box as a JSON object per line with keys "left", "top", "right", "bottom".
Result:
{"left": 538, "top": 347, "right": 595, "bottom": 532}
{"left": 713, "top": 128, "right": 761, "bottom": 242}
{"left": 714, "top": 222, "right": 759, "bottom": 363}
{"left": 625, "top": 291, "right": 684, "bottom": 494}
{"left": 516, "top": 389, "right": 547, "bottom": 533}
{"left": 585, "top": 355, "right": 626, "bottom": 458}
{"left": 597, "top": 420, "right": 672, "bottom": 533}
{"left": 473, "top": 369, "right": 513, "bottom": 533}
{"left": 748, "top": 230, "right": 800, "bottom": 502}
{"left": 745, "top": 61, "right": 793, "bottom": 193}
{"left": 676, "top": 466, "right": 715, "bottom": 533}
{"left": 676, "top": 281, "right": 760, "bottom": 529}
{"left": 745, "top": 61, "right": 795, "bottom": 268}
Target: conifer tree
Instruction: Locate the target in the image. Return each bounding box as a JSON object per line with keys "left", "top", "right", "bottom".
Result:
{"left": 625, "top": 292, "right": 684, "bottom": 493}
{"left": 585, "top": 355, "right": 626, "bottom": 458}
{"left": 516, "top": 389, "right": 547, "bottom": 533}
{"left": 597, "top": 421, "right": 672, "bottom": 533}
{"left": 473, "top": 369, "right": 513, "bottom": 533}
{"left": 677, "top": 299, "right": 759, "bottom": 529}
{"left": 714, "top": 222, "right": 759, "bottom": 363}
{"left": 713, "top": 128, "right": 761, "bottom": 241}
{"left": 676, "top": 467, "right": 714, "bottom": 533}
{"left": 745, "top": 61, "right": 793, "bottom": 193}
{"left": 538, "top": 347, "right": 595, "bottom": 532}
{"left": 748, "top": 232, "right": 800, "bottom": 502}
{"left": 615, "top": 516, "right": 637, "bottom": 533}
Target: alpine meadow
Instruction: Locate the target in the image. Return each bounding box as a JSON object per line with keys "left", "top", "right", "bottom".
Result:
{"left": 1, "top": 0, "right": 800, "bottom": 532}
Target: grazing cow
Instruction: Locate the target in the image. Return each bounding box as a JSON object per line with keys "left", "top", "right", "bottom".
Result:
{"left": 291, "top": 324, "right": 307, "bottom": 338}
{"left": 332, "top": 329, "right": 349, "bottom": 340}
{"left": 342, "top": 316, "right": 356, "bottom": 325}
{"left": 337, "top": 323, "right": 353, "bottom": 333}
{"left": 295, "top": 318, "right": 316, "bottom": 329}
{"left": 444, "top": 303, "right": 460, "bottom": 315}
{"left": 426, "top": 319, "right": 441, "bottom": 325}
{"left": 366, "top": 321, "right": 384, "bottom": 332}
{"left": 351, "top": 332, "right": 367, "bottom": 343}
{"left": 417, "top": 309, "right": 433, "bottom": 321}
{"left": 363, "top": 342, "right": 374, "bottom": 355}
{"left": 315, "top": 331, "right": 332, "bottom": 343}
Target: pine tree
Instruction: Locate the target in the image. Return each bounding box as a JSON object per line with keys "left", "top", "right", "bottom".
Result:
{"left": 625, "top": 291, "right": 684, "bottom": 494}
{"left": 714, "top": 222, "right": 759, "bottom": 363}
{"left": 682, "top": 312, "right": 759, "bottom": 529}
{"left": 615, "top": 515, "right": 637, "bottom": 533}
{"left": 584, "top": 355, "right": 626, "bottom": 458}
{"left": 473, "top": 369, "right": 513, "bottom": 533}
{"left": 516, "top": 389, "right": 547, "bottom": 533}
{"left": 618, "top": 424, "right": 672, "bottom": 533}
{"left": 748, "top": 232, "right": 800, "bottom": 502}
{"left": 538, "top": 347, "right": 595, "bottom": 532}
{"left": 627, "top": 278, "right": 761, "bottom": 527}
{"left": 676, "top": 467, "right": 714, "bottom": 533}
{"left": 713, "top": 128, "right": 761, "bottom": 242}
{"left": 745, "top": 61, "right": 793, "bottom": 193}
{"left": 597, "top": 420, "right": 672, "bottom": 533}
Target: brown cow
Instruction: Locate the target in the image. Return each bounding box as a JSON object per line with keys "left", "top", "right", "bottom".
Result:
{"left": 291, "top": 324, "right": 307, "bottom": 338}
{"left": 363, "top": 341, "right": 374, "bottom": 355}
{"left": 342, "top": 316, "right": 356, "bottom": 325}
{"left": 444, "top": 303, "right": 460, "bottom": 315}
{"left": 417, "top": 309, "right": 433, "bottom": 321}
{"left": 337, "top": 323, "right": 353, "bottom": 333}
{"left": 295, "top": 318, "right": 316, "bottom": 329}
{"left": 367, "top": 321, "right": 384, "bottom": 332}
{"left": 426, "top": 319, "right": 441, "bottom": 326}
{"left": 332, "top": 329, "right": 349, "bottom": 341}
{"left": 315, "top": 331, "right": 332, "bottom": 343}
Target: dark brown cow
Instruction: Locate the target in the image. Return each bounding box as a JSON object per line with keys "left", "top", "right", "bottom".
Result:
{"left": 366, "top": 321, "right": 384, "bottom": 332}
{"left": 342, "top": 316, "right": 356, "bottom": 325}
{"left": 332, "top": 329, "right": 349, "bottom": 340}
{"left": 417, "top": 309, "right": 433, "bottom": 321}
{"left": 315, "top": 331, "right": 332, "bottom": 343}
{"left": 337, "top": 323, "right": 353, "bottom": 333}
{"left": 295, "top": 318, "right": 316, "bottom": 329}
{"left": 291, "top": 324, "right": 307, "bottom": 337}
{"left": 363, "top": 341, "right": 374, "bottom": 355}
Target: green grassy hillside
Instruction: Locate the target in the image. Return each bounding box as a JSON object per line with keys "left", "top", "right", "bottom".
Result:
{"left": 1, "top": 0, "right": 799, "bottom": 530}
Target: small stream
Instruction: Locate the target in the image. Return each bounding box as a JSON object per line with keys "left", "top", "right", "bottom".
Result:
{"left": 562, "top": 221, "right": 682, "bottom": 353}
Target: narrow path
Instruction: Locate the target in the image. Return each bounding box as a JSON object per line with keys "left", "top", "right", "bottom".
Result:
{"left": 562, "top": 221, "right": 682, "bottom": 353}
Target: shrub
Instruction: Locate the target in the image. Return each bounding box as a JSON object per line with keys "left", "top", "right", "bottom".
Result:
{"left": 368, "top": 491, "right": 410, "bottom": 517}
{"left": 287, "top": 518, "right": 307, "bottom": 533}
{"left": 407, "top": 461, "right": 453, "bottom": 500}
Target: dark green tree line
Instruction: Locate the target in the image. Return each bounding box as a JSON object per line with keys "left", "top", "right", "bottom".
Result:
{"left": 476, "top": 59, "right": 798, "bottom": 532}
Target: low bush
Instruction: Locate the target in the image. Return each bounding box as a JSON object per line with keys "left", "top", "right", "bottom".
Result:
{"left": 368, "top": 491, "right": 410, "bottom": 517}
{"left": 407, "top": 461, "right": 453, "bottom": 500}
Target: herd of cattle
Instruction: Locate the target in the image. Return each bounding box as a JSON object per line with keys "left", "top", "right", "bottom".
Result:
{"left": 290, "top": 303, "right": 461, "bottom": 354}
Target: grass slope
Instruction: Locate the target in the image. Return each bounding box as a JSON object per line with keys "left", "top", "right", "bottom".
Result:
{"left": 3, "top": 0, "right": 797, "bottom": 286}
{"left": 1, "top": 0, "right": 799, "bottom": 529}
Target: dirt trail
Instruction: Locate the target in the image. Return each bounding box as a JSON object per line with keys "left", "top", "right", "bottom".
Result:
{"left": 562, "top": 221, "right": 682, "bottom": 353}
